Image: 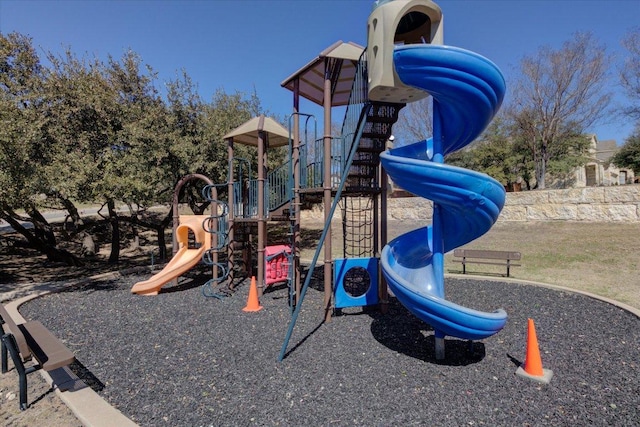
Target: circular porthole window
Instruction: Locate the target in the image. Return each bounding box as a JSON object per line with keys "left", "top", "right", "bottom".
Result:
{"left": 343, "top": 266, "right": 371, "bottom": 298}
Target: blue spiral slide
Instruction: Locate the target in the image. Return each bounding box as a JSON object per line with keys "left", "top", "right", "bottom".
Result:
{"left": 380, "top": 44, "right": 507, "bottom": 342}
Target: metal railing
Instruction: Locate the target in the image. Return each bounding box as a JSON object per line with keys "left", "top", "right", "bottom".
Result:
{"left": 337, "top": 50, "right": 369, "bottom": 175}
{"left": 268, "top": 160, "right": 291, "bottom": 212}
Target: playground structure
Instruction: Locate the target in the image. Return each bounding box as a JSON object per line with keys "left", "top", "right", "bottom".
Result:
{"left": 132, "top": 0, "right": 509, "bottom": 360}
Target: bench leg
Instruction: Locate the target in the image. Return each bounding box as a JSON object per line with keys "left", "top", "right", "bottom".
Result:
{"left": 1, "top": 336, "right": 7, "bottom": 373}
{"left": 462, "top": 259, "right": 466, "bottom": 274}
{"left": 1, "top": 334, "right": 35, "bottom": 410}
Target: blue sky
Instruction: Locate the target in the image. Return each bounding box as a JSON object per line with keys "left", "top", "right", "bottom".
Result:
{"left": 1, "top": 0, "right": 638, "bottom": 144}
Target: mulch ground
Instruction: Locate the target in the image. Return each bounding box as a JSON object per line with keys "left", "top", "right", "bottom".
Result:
{"left": 18, "top": 272, "right": 640, "bottom": 426}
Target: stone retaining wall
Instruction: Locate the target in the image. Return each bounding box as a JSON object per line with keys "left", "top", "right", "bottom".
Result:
{"left": 501, "top": 185, "right": 640, "bottom": 222}
{"left": 301, "top": 185, "right": 640, "bottom": 222}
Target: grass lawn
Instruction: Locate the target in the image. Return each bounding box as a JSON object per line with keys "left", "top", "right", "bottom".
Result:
{"left": 301, "top": 220, "right": 640, "bottom": 309}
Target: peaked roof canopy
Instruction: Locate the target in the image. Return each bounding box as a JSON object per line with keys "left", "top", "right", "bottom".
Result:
{"left": 281, "top": 41, "right": 364, "bottom": 107}
{"left": 223, "top": 115, "right": 290, "bottom": 147}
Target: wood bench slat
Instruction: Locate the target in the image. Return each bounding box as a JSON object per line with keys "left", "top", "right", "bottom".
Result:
{"left": 1, "top": 303, "right": 76, "bottom": 410}
{"left": 452, "top": 248, "right": 521, "bottom": 277}
{"left": 453, "top": 249, "right": 521, "bottom": 260}
{"left": 0, "top": 305, "right": 31, "bottom": 362}
{"left": 453, "top": 260, "right": 522, "bottom": 267}
{"left": 19, "top": 321, "right": 75, "bottom": 370}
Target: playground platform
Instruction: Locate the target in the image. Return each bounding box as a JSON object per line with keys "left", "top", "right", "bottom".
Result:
{"left": 11, "top": 271, "right": 640, "bottom": 426}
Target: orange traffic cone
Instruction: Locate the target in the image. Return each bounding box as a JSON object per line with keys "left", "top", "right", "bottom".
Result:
{"left": 516, "top": 318, "right": 553, "bottom": 383}
{"left": 243, "top": 276, "right": 263, "bottom": 312}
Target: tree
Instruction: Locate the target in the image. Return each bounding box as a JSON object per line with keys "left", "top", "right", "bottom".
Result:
{"left": 447, "top": 114, "right": 527, "bottom": 189}
{"left": 2, "top": 31, "right": 273, "bottom": 266}
{"left": 611, "top": 125, "right": 640, "bottom": 174}
{"left": 1, "top": 40, "right": 178, "bottom": 264}
{"left": 103, "top": 51, "right": 176, "bottom": 261}
{"left": 619, "top": 28, "right": 640, "bottom": 121}
{"left": 391, "top": 96, "right": 432, "bottom": 145}
{"left": 0, "top": 32, "right": 82, "bottom": 265}
{"left": 41, "top": 51, "right": 121, "bottom": 212}
{"left": 509, "top": 32, "right": 612, "bottom": 189}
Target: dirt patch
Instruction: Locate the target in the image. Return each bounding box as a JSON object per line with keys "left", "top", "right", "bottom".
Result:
{"left": 0, "top": 359, "right": 82, "bottom": 427}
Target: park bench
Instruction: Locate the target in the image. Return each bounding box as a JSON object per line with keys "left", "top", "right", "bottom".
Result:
{"left": 0, "top": 304, "right": 75, "bottom": 410}
{"left": 453, "top": 249, "right": 521, "bottom": 277}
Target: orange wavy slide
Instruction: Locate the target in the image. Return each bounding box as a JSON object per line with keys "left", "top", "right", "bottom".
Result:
{"left": 131, "top": 215, "right": 211, "bottom": 296}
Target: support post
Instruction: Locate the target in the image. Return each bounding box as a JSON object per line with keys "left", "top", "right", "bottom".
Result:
{"left": 257, "top": 116, "right": 267, "bottom": 297}
{"left": 435, "top": 336, "right": 445, "bottom": 360}
{"left": 227, "top": 138, "right": 235, "bottom": 289}
{"left": 322, "top": 59, "right": 333, "bottom": 322}
{"left": 380, "top": 151, "right": 389, "bottom": 313}
{"left": 210, "top": 186, "right": 219, "bottom": 284}
{"left": 293, "top": 80, "right": 302, "bottom": 305}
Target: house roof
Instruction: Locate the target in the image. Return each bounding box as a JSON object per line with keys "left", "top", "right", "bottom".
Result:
{"left": 223, "top": 115, "right": 290, "bottom": 148}
{"left": 280, "top": 41, "right": 364, "bottom": 107}
{"left": 596, "top": 139, "right": 618, "bottom": 163}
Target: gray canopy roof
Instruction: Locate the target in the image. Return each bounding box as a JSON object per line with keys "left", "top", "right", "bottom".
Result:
{"left": 281, "top": 41, "right": 364, "bottom": 107}
{"left": 223, "top": 115, "right": 290, "bottom": 147}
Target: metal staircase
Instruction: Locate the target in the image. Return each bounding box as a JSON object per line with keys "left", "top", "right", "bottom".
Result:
{"left": 344, "top": 101, "right": 404, "bottom": 191}
{"left": 338, "top": 50, "right": 404, "bottom": 258}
